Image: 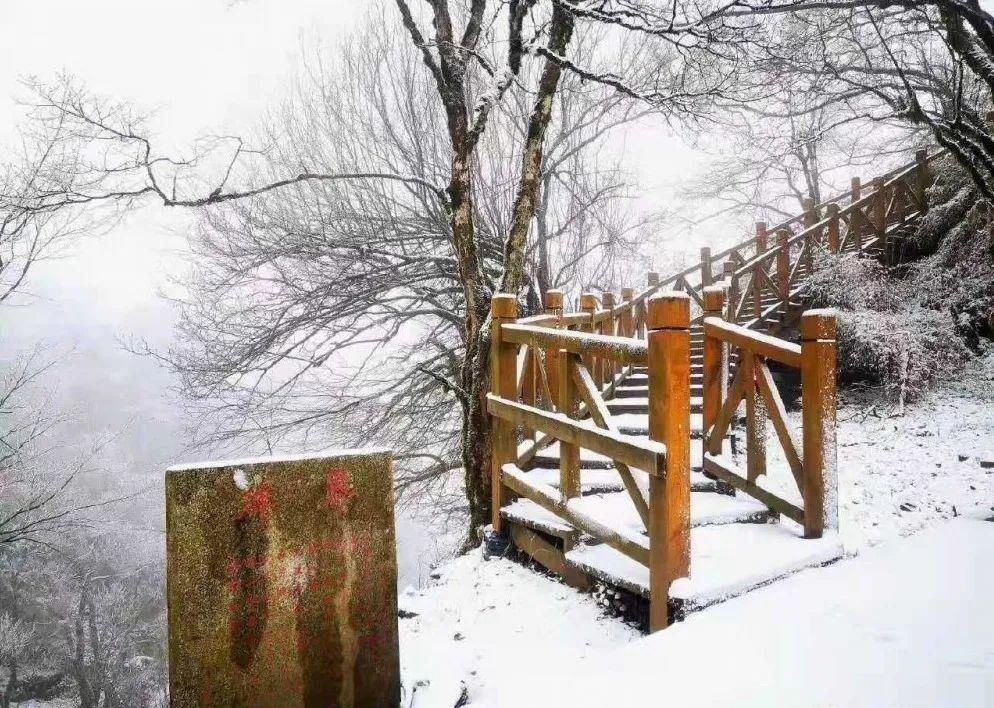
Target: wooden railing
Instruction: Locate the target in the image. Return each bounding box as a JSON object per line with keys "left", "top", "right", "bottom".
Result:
{"left": 484, "top": 147, "right": 938, "bottom": 631}
{"left": 700, "top": 286, "right": 838, "bottom": 538}
{"left": 487, "top": 292, "right": 691, "bottom": 631}
{"left": 596, "top": 148, "right": 941, "bottom": 334}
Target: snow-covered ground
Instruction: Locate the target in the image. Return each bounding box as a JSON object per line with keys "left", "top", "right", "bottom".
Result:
{"left": 400, "top": 349, "right": 994, "bottom": 706}
{"left": 761, "top": 346, "right": 994, "bottom": 550}
{"left": 398, "top": 550, "right": 640, "bottom": 707}
{"left": 509, "top": 516, "right": 994, "bottom": 707}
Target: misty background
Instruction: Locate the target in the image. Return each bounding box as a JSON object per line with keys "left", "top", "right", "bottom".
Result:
{"left": 0, "top": 0, "right": 713, "bottom": 589}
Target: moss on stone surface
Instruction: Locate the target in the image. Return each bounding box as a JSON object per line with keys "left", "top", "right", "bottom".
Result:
{"left": 165, "top": 451, "right": 399, "bottom": 707}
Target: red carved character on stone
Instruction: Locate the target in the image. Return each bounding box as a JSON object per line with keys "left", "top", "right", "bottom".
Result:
{"left": 325, "top": 467, "right": 354, "bottom": 512}
{"left": 237, "top": 482, "right": 273, "bottom": 521}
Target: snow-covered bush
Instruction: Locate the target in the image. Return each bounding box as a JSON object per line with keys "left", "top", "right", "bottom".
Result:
{"left": 805, "top": 155, "right": 993, "bottom": 407}
{"left": 807, "top": 254, "right": 969, "bottom": 407}
{"left": 805, "top": 255, "right": 907, "bottom": 312}
{"left": 835, "top": 308, "right": 969, "bottom": 410}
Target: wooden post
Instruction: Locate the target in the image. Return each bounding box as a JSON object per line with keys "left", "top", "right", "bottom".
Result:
{"left": 580, "top": 293, "right": 599, "bottom": 385}
{"left": 559, "top": 352, "right": 582, "bottom": 506}
{"left": 490, "top": 294, "right": 519, "bottom": 532}
{"left": 802, "top": 197, "right": 817, "bottom": 273}
{"left": 647, "top": 293, "right": 691, "bottom": 632}
{"left": 543, "top": 290, "right": 565, "bottom": 407}
{"left": 800, "top": 310, "right": 838, "bottom": 539}
{"left": 700, "top": 247, "right": 713, "bottom": 287}
{"left": 601, "top": 291, "right": 617, "bottom": 385}
{"left": 521, "top": 346, "right": 537, "bottom": 439}
{"left": 647, "top": 271, "right": 660, "bottom": 288}
{"left": 702, "top": 286, "right": 725, "bottom": 456}
{"left": 743, "top": 351, "right": 766, "bottom": 483}
{"left": 753, "top": 222, "right": 767, "bottom": 318}
{"left": 915, "top": 149, "right": 929, "bottom": 213}
{"left": 724, "top": 261, "right": 739, "bottom": 323}
{"left": 826, "top": 203, "right": 840, "bottom": 253}
{"left": 850, "top": 177, "right": 863, "bottom": 251}
{"left": 872, "top": 176, "right": 886, "bottom": 236}
{"left": 621, "top": 287, "right": 635, "bottom": 338}
{"left": 776, "top": 228, "right": 790, "bottom": 303}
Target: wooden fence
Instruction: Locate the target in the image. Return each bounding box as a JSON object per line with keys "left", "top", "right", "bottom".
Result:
{"left": 488, "top": 292, "right": 690, "bottom": 631}
{"left": 700, "top": 287, "right": 838, "bottom": 538}
{"left": 484, "top": 147, "right": 940, "bottom": 631}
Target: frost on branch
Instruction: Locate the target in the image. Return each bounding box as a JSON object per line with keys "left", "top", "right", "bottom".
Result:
{"left": 806, "top": 255, "right": 969, "bottom": 410}
{"left": 804, "top": 155, "right": 994, "bottom": 408}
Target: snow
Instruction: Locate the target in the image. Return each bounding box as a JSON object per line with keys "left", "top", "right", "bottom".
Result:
{"left": 398, "top": 549, "right": 640, "bottom": 707}
{"left": 399, "top": 349, "right": 994, "bottom": 707}
{"left": 758, "top": 347, "right": 994, "bottom": 551}
{"left": 165, "top": 447, "right": 391, "bottom": 472}
{"left": 509, "top": 517, "right": 994, "bottom": 707}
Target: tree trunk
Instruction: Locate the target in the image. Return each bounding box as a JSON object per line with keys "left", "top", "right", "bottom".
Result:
{"left": 500, "top": 5, "right": 575, "bottom": 293}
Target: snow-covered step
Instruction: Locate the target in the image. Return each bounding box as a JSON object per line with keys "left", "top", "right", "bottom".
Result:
{"left": 522, "top": 466, "right": 718, "bottom": 495}
{"left": 613, "top": 383, "right": 705, "bottom": 397}
{"left": 571, "top": 491, "right": 772, "bottom": 532}
{"left": 501, "top": 498, "right": 577, "bottom": 540}
{"left": 618, "top": 373, "right": 703, "bottom": 386}
{"left": 564, "top": 524, "right": 843, "bottom": 614}
{"left": 613, "top": 412, "right": 704, "bottom": 437}
{"left": 606, "top": 397, "right": 704, "bottom": 414}
{"left": 532, "top": 438, "right": 731, "bottom": 472}
{"left": 503, "top": 491, "right": 771, "bottom": 545}
{"left": 613, "top": 385, "right": 649, "bottom": 398}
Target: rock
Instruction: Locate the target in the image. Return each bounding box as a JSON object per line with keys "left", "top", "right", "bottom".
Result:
{"left": 899, "top": 502, "right": 917, "bottom": 512}
{"left": 980, "top": 457, "right": 994, "bottom": 469}
{"left": 165, "top": 450, "right": 399, "bottom": 707}
{"left": 958, "top": 453, "right": 970, "bottom": 462}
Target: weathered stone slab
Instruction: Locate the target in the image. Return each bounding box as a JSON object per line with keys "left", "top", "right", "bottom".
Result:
{"left": 166, "top": 449, "right": 399, "bottom": 707}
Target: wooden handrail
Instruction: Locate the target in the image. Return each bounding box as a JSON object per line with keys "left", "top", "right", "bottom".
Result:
{"left": 488, "top": 146, "right": 935, "bottom": 631}
{"left": 501, "top": 323, "right": 648, "bottom": 365}
{"left": 487, "top": 394, "right": 666, "bottom": 476}
{"left": 702, "top": 317, "right": 802, "bottom": 367}
{"left": 701, "top": 304, "right": 839, "bottom": 540}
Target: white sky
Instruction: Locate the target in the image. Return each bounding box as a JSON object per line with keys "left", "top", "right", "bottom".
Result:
{"left": 0, "top": 0, "right": 366, "bottom": 327}
{"left": 1, "top": 0, "right": 698, "bottom": 327}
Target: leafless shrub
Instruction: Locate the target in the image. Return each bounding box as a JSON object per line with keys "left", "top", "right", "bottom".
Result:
{"left": 806, "top": 254, "right": 907, "bottom": 312}
{"left": 835, "top": 308, "right": 969, "bottom": 411}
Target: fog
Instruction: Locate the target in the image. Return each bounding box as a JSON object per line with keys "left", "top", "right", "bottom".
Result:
{"left": 0, "top": 0, "right": 712, "bottom": 589}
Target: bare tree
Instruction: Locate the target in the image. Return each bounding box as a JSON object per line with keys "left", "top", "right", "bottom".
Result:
{"left": 8, "top": 0, "right": 751, "bottom": 540}
{"left": 695, "top": 0, "right": 994, "bottom": 196}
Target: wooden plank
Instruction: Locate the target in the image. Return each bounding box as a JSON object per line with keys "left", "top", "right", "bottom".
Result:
{"left": 703, "top": 317, "right": 801, "bottom": 367}
{"left": 509, "top": 522, "right": 592, "bottom": 590}
{"left": 754, "top": 358, "right": 804, "bottom": 492}
{"left": 703, "top": 455, "right": 805, "bottom": 524}
{"left": 487, "top": 394, "right": 666, "bottom": 476}
{"left": 502, "top": 464, "right": 650, "bottom": 566}
{"left": 502, "top": 324, "right": 648, "bottom": 366}
{"left": 707, "top": 362, "right": 746, "bottom": 447}
{"left": 570, "top": 359, "right": 651, "bottom": 529}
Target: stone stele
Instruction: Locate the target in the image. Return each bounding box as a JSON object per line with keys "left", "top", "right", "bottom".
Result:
{"left": 165, "top": 449, "right": 399, "bottom": 707}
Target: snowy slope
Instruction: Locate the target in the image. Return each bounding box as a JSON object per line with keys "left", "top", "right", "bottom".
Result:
{"left": 509, "top": 516, "right": 994, "bottom": 708}
{"left": 398, "top": 551, "right": 640, "bottom": 706}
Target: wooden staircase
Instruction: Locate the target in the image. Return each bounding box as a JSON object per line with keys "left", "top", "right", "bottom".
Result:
{"left": 487, "top": 149, "right": 941, "bottom": 630}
